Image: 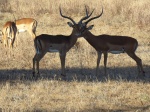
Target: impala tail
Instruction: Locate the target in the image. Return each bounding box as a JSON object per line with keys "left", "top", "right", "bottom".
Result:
{"left": 9, "top": 25, "right": 14, "bottom": 47}
{"left": 34, "top": 37, "right": 42, "bottom": 54}
{"left": 10, "top": 24, "right": 15, "bottom": 39}
{"left": 10, "top": 23, "right": 16, "bottom": 47}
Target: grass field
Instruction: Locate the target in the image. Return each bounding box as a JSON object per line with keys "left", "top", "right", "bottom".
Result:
{"left": 0, "top": 0, "right": 150, "bottom": 111}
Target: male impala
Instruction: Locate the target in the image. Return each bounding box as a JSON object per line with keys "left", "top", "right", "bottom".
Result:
{"left": 0, "top": 21, "right": 17, "bottom": 49}
{"left": 32, "top": 7, "right": 87, "bottom": 78}
{"left": 76, "top": 7, "right": 145, "bottom": 77}
{"left": 15, "top": 18, "right": 37, "bottom": 45}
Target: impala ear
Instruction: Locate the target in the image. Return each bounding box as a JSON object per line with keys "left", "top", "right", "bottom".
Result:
{"left": 67, "top": 22, "right": 73, "bottom": 27}
{"left": 87, "top": 25, "right": 94, "bottom": 30}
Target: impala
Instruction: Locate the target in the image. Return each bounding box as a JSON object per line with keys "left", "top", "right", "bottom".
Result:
{"left": 15, "top": 18, "right": 37, "bottom": 45}
{"left": 0, "top": 21, "right": 17, "bottom": 49}
{"left": 76, "top": 7, "right": 145, "bottom": 77}
{"left": 32, "top": 7, "right": 89, "bottom": 78}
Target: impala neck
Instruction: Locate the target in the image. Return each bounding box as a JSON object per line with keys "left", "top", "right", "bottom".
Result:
{"left": 68, "top": 29, "right": 78, "bottom": 49}
{"left": 83, "top": 31, "right": 96, "bottom": 42}
{"left": 83, "top": 31, "right": 100, "bottom": 49}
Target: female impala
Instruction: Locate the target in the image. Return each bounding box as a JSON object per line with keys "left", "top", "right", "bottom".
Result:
{"left": 1, "top": 21, "right": 17, "bottom": 49}
{"left": 15, "top": 18, "right": 37, "bottom": 45}
{"left": 15, "top": 18, "right": 37, "bottom": 38}
{"left": 76, "top": 7, "right": 145, "bottom": 77}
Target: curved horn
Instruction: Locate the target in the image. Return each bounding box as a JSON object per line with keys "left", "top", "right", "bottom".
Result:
{"left": 59, "top": 7, "right": 76, "bottom": 24}
{"left": 78, "top": 5, "right": 94, "bottom": 24}
{"left": 85, "top": 7, "right": 103, "bottom": 25}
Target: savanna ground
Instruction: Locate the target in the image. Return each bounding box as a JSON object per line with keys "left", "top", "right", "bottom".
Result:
{"left": 0, "top": 0, "right": 150, "bottom": 111}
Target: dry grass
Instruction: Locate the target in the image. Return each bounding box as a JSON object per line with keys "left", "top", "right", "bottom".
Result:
{"left": 0, "top": 0, "right": 150, "bottom": 111}
{"left": 0, "top": 80, "right": 150, "bottom": 111}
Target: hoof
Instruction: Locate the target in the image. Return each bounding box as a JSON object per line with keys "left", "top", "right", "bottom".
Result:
{"left": 32, "top": 72, "right": 40, "bottom": 80}
{"left": 61, "top": 74, "right": 66, "bottom": 77}
{"left": 32, "top": 75, "right": 39, "bottom": 80}
{"left": 140, "top": 71, "right": 146, "bottom": 77}
{"left": 32, "top": 72, "right": 35, "bottom": 77}
{"left": 143, "top": 71, "right": 145, "bottom": 76}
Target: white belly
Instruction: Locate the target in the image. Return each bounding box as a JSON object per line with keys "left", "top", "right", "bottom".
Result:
{"left": 49, "top": 49, "right": 59, "bottom": 52}
{"left": 18, "top": 29, "right": 26, "bottom": 32}
{"left": 109, "top": 50, "right": 124, "bottom": 54}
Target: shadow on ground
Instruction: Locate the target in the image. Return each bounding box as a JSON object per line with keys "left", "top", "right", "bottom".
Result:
{"left": 0, "top": 65, "right": 149, "bottom": 82}
{"left": 79, "top": 104, "right": 150, "bottom": 112}
{"left": 13, "top": 104, "right": 150, "bottom": 112}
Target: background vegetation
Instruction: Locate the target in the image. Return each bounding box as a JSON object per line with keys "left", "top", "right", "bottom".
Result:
{"left": 0, "top": 0, "right": 149, "bottom": 111}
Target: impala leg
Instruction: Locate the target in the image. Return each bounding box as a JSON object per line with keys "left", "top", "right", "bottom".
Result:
{"left": 15, "top": 32, "right": 19, "bottom": 47}
{"left": 33, "top": 52, "right": 46, "bottom": 78}
{"left": 103, "top": 52, "right": 108, "bottom": 75}
{"left": 32, "top": 28, "right": 36, "bottom": 38}
{"left": 33, "top": 54, "right": 38, "bottom": 77}
{"left": 4, "top": 39, "right": 7, "bottom": 47}
{"left": 7, "top": 38, "right": 12, "bottom": 58}
{"left": 59, "top": 52, "right": 66, "bottom": 77}
{"left": 3, "top": 34, "right": 7, "bottom": 48}
{"left": 8, "top": 38, "right": 12, "bottom": 49}
{"left": 96, "top": 51, "right": 102, "bottom": 76}
{"left": 32, "top": 21, "right": 37, "bottom": 38}
{"left": 33, "top": 57, "right": 36, "bottom": 76}
{"left": 33, "top": 56, "right": 40, "bottom": 78}
{"left": 11, "top": 31, "right": 16, "bottom": 48}
{"left": 126, "top": 52, "right": 145, "bottom": 77}
{"left": 32, "top": 32, "right": 36, "bottom": 39}
{"left": 28, "top": 30, "right": 36, "bottom": 39}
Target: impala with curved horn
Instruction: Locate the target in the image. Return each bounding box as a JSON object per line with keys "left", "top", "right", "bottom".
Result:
{"left": 76, "top": 7, "right": 145, "bottom": 77}
{"left": 32, "top": 7, "right": 83, "bottom": 78}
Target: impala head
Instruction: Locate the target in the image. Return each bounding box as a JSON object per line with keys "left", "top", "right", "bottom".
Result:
{"left": 60, "top": 7, "right": 87, "bottom": 37}
{"left": 78, "top": 6, "right": 103, "bottom": 36}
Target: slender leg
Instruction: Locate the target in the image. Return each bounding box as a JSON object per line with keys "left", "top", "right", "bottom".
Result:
{"left": 11, "top": 27, "right": 16, "bottom": 48}
{"left": 36, "top": 60, "right": 40, "bottom": 77}
{"left": 8, "top": 38, "right": 12, "bottom": 58}
{"left": 33, "top": 56, "right": 39, "bottom": 78}
{"left": 32, "top": 54, "right": 37, "bottom": 77}
{"left": 32, "top": 28, "right": 36, "bottom": 38}
{"left": 15, "top": 32, "right": 19, "bottom": 47}
{"left": 3, "top": 34, "right": 7, "bottom": 47}
{"left": 32, "top": 22, "right": 37, "bottom": 39}
{"left": 33, "top": 52, "right": 46, "bottom": 78}
{"left": 32, "top": 32, "right": 36, "bottom": 39}
{"left": 11, "top": 35, "right": 15, "bottom": 48}
{"left": 96, "top": 51, "right": 102, "bottom": 76}
{"left": 103, "top": 52, "right": 108, "bottom": 75}
{"left": 28, "top": 30, "right": 36, "bottom": 39}
{"left": 59, "top": 52, "right": 66, "bottom": 77}
{"left": 126, "top": 52, "right": 145, "bottom": 77}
